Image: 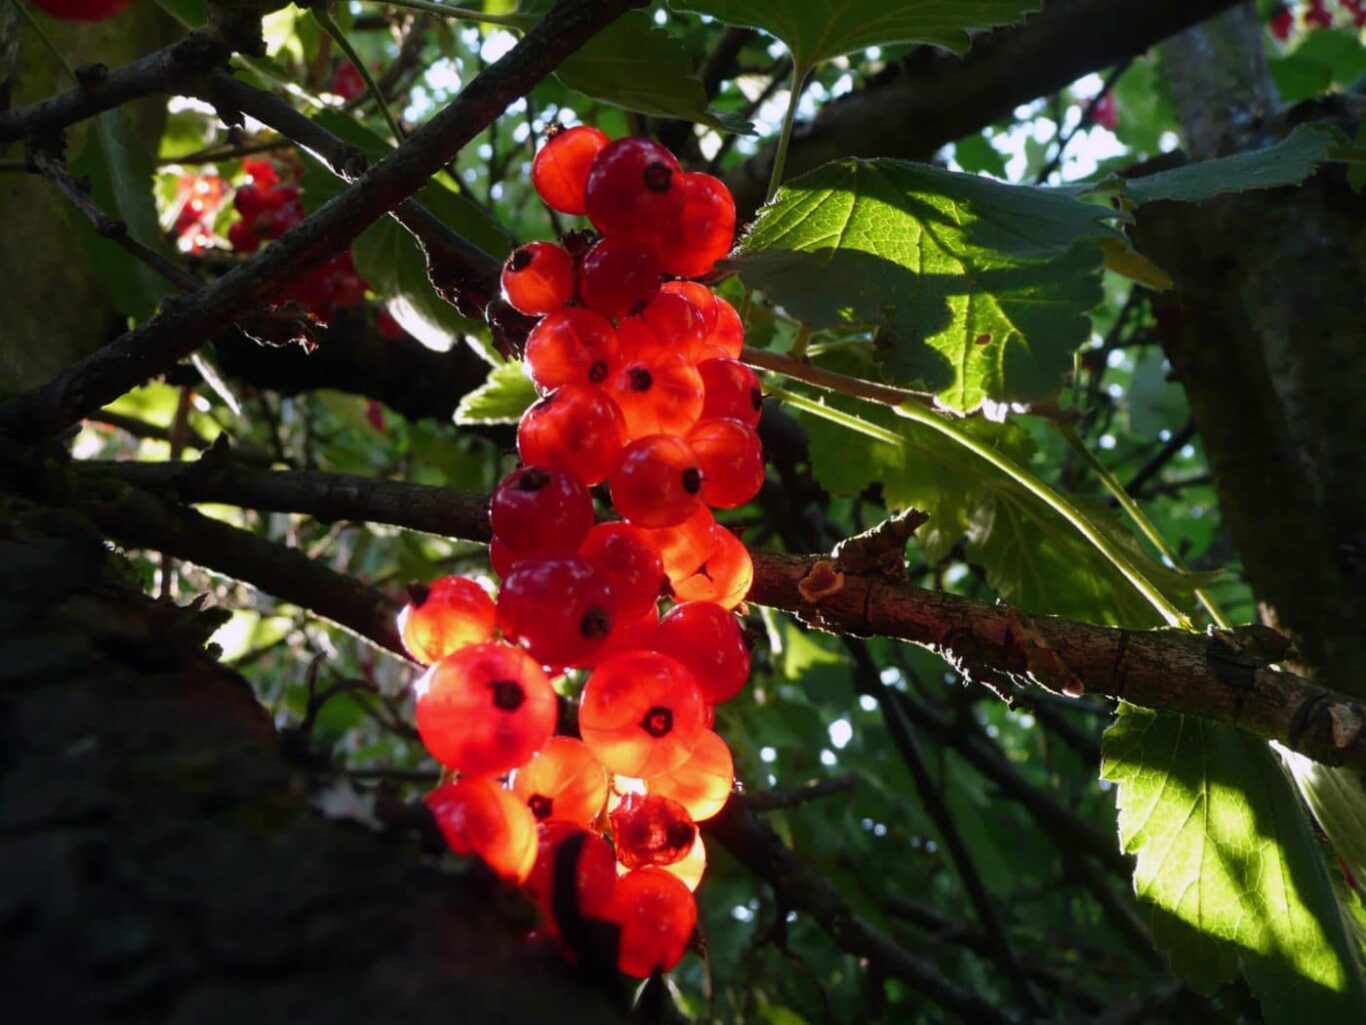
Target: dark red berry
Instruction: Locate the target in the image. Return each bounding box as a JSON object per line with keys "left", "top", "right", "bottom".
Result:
{"left": 578, "top": 238, "right": 663, "bottom": 320}
{"left": 584, "top": 137, "right": 686, "bottom": 241}
{"left": 498, "top": 555, "right": 616, "bottom": 668}
{"left": 490, "top": 465, "right": 594, "bottom": 555}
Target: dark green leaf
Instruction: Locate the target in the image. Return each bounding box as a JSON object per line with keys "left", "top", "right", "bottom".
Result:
{"left": 1103, "top": 708, "right": 1366, "bottom": 1021}
{"left": 453, "top": 362, "right": 537, "bottom": 425}
{"left": 731, "top": 158, "right": 1117, "bottom": 411}
{"left": 953, "top": 132, "right": 1008, "bottom": 178}
{"left": 351, "top": 216, "right": 474, "bottom": 349}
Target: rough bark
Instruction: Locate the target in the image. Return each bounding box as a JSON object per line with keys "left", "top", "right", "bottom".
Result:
{"left": 0, "top": 499, "right": 626, "bottom": 1024}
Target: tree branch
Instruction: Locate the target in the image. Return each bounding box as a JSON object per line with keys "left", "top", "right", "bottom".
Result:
{"left": 73, "top": 461, "right": 1366, "bottom": 771}
{"left": 0, "top": 0, "right": 637, "bottom": 442}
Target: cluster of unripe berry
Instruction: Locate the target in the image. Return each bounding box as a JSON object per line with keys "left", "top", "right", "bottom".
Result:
{"left": 398, "top": 128, "right": 763, "bottom": 978}
{"left": 228, "top": 159, "right": 368, "bottom": 323}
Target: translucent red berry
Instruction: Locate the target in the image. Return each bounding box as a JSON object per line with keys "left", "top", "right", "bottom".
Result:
{"left": 642, "top": 505, "right": 718, "bottom": 583}
{"left": 578, "top": 522, "right": 665, "bottom": 617}
{"left": 578, "top": 238, "right": 663, "bottom": 320}
{"left": 524, "top": 308, "right": 621, "bottom": 391}
{"left": 672, "top": 527, "right": 753, "bottom": 610}
{"left": 609, "top": 867, "right": 698, "bottom": 977}
{"left": 648, "top": 730, "right": 734, "bottom": 822}
{"left": 584, "top": 137, "right": 686, "bottom": 241}
{"left": 607, "top": 354, "right": 705, "bottom": 441}
{"left": 616, "top": 291, "right": 707, "bottom": 363}
{"left": 498, "top": 555, "right": 615, "bottom": 667}
{"left": 426, "top": 777, "right": 538, "bottom": 883}
{"left": 525, "top": 822, "right": 617, "bottom": 933}
{"left": 698, "top": 358, "right": 763, "bottom": 428}
{"left": 397, "top": 575, "right": 496, "bottom": 665}
{"left": 582, "top": 603, "right": 659, "bottom": 668}
{"left": 532, "top": 125, "right": 609, "bottom": 215}
{"left": 512, "top": 736, "right": 609, "bottom": 827}
{"left": 609, "top": 434, "right": 704, "bottom": 529}
{"left": 687, "top": 418, "right": 766, "bottom": 508}
{"left": 652, "top": 834, "right": 706, "bottom": 892}
{"left": 652, "top": 172, "right": 736, "bottom": 278}
{"left": 490, "top": 465, "right": 594, "bottom": 556}
{"left": 517, "top": 385, "right": 627, "bottom": 486}
{"left": 697, "top": 295, "right": 744, "bottom": 361}
{"left": 654, "top": 602, "right": 751, "bottom": 704}
{"left": 580, "top": 651, "right": 706, "bottom": 777}
{"left": 415, "top": 642, "right": 557, "bottom": 776}
{"left": 501, "top": 241, "right": 575, "bottom": 316}
{"left": 611, "top": 793, "right": 697, "bottom": 870}
{"left": 660, "top": 281, "right": 719, "bottom": 337}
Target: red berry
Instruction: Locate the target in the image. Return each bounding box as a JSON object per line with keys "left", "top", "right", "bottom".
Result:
{"left": 642, "top": 505, "right": 718, "bottom": 583}
{"left": 652, "top": 172, "right": 736, "bottom": 278}
{"left": 501, "top": 241, "right": 575, "bottom": 316}
{"left": 607, "top": 353, "right": 705, "bottom": 441}
{"left": 580, "top": 651, "right": 706, "bottom": 777}
{"left": 524, "top": 308, "right": 621, "bottom": 391}
{"left": 512, "top": 736, "right": 610, "bottom": 827}
{"left": 687, "top": 418, "right": 766, "bottom": 508}
{"left": 698, "top": 358, "right": 763, "bottom": 429}
{"left": 578, "top": 238, "right": 663, "bottom": 320}
{"left": 517, "top": 385, "right": 628, "bottom": 486}
{"left": 672, "top": 527, "right": 752, "bottom": 610}
{"left": 498, "top": 556, "right": 615, "bottom": 667}
{"left": 647, "top": 730, "right": 734, "bottom": 822}
{"left": 332, "top": 61, "right": 366, "bottom": 102}
{"left": 654, "top": 601, "right": 751, "bottom": 704}
{"left": 242, "top": 158, "right": 280, "bottom": 188}
{"left": 649, "top": 834, "right": 706, "bottom": 892}
{"left": 525, "top": 822, "right": 617, "bottom": 933}
{"left": 532, "top": 125, "right": 610, "bottom": 215}
{"left": 415, "top": 642, "right": 557, "bottom": 776}
{"left": 609, "top": 434, "right": 704, "bottom": 529}
{"left": 426, "top": 777, "right": 538, "bottom": 883}
{"left": 227, "top": 219, "right": 261, "bottom": 254}
{"left": 584, "top": 137, "right": 686, "bottom": 242}
{"left": 578, "top": 522, "right": 665, "bottom": 617}
{"left": 697, "top": 295, "right": 744, "bottom": 360}
{"left": 30, "top": 0, "right": 130, "bottom": 21}
{"left": 609, "top": 868, "right": 698, "bottom": 977}
{"left": 616, "top": 291, "right": 707, "bottom": 363}
{"left": 490, "top": 465, "right": 594, "bottom": 556}
{"left": 610, "top": 792, "right": 696, "bottom": 870}
{"left": 397, "top": 576, "right": 497, "bottom": 664}
{"left": 582, "top": 603, "right": 659, "bottom": 668}
{"left": 489, "top": 537, "right": 524, "bottom": 578}
{"left": 660, "top": 281, "right": 719, "bottom": 337}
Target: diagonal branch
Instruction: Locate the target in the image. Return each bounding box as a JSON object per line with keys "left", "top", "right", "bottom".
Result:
{"left": 0, "top": 0, "right": 637, "bottom": 443}
{"left": 73, "top": 460, "right": 1366, "bottom": 772}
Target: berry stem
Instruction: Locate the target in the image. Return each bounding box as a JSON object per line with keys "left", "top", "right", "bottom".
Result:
{"left": 1056, "top": 422, "right": 1232, "bottom": 629}
{"left": 365, "top": 0, "right": 528, "bottom": 28}
{"left": 742, "top": 346, "right": 938, "bottom": 409}
{"left": 313, "top": 7, "right": 405, "bottom": 145}
{"left": 765, "top": 62, "right": 810, "bottom": 203}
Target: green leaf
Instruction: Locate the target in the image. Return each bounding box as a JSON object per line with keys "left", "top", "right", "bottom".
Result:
{"left": 555, "top": 11, "right": 753, "bottom": 133}
{"left": 952, "top": 132, "right": 1008, "bottom": 178}
{"left": 69, "top": 109, "right": 172, "bottom": 321}
{"left": 1102, "top": 708, "right": 1366, "bottom": 1022}
{"left": 453, "top": 362, "right": 537, "bottom": 425}
{"left": 731, "top": 158, "right": 1118, "bottom": 411}
{"left": 351, "top": 215, "right": 474, "bottom": 350}
{"left": 674, "top": 0, "right": 1039, "bottom": 71}
{"left": 1115, "top": 123, "right": 1340, "bottom": 207}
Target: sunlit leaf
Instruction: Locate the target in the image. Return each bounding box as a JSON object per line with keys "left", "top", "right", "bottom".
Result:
{"left": 453, "top": 362, "right": 536, "bottom": 425}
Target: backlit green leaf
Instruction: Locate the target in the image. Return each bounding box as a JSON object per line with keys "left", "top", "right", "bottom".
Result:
{"left": 453, "top": 362, "right": 536, "bottom": 425}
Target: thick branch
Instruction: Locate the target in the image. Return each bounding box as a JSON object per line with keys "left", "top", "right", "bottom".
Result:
{"left": 0, "top": 0, "right": 636, "bottom": 441}
{"left": 76, "top": 462, "right": 1366, "bottom": 771}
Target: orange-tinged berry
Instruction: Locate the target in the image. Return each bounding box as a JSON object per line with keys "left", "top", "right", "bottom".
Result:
{"left": 426, "top": 777, "right": 538, "bottom": 883}
{"left": 580, "top": 651, "right": 705, "bottom": 777}
{"left": 672, "top": 527, "right": 752, "bottom": 610}
{"left": 397, "top": 575, "right": 496, "bottom": 665}
{"left": 608, "top": 353, "right": 704, "bottom": 441}
{"left": 609, "top": 867, "right": 698, "bottom": 977}
{"left": 647, "top": 730, "right": 734, "bottom": 821}
{"left": 512, "top": 736, "right": 610, "bottom": 827}
{"left": 642, "top": 505, "right": 718, "bottom": 583}
{"left": 532, "top": 125, "right": 609, "bottom": 215}
{"left": 501, "top": 241, "right": 574, "bottom": 316}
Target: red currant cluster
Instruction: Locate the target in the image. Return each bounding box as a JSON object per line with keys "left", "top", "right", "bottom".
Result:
{"left": 397, "top": 128, "right": 765, "bottom": 979}
{"left": 331, "top": 61, "right": 367, "bottom": 103}
{"left": 29, "top": 0, "right": 129, "bottom": 21}
{"left": 171, "top": 174, "right": 226, "bottom": 254}
{"left": 1270, "top": 0, "right": 1364, "bottom": 38}
{"left": 227, "top": 159, "right": 367, "bottom": 323}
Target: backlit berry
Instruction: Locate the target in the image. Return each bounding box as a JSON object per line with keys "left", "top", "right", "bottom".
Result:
{"left": 660, "top": 280, "right": 719, "bottom": 337}
{"left": 532, "top": 125, "right": 609, "bottom": 215}
{"left": 498, "top": 556, "right": 615, "bottom": 667}
{"left": 652, "top": 172, "right": 736, "bottom": 278}
{"left": 653, "top": 834, "right": 706, "bottom": 892}
{"left": 647, "top": 730, "right": 734, "bottom": 821}
{"left": 525, "top": 822, "right": 617, "bottom": 933}
{"left": 578, "top": 238, "right": 663, "bottom": 320}
{"left": 616, "top": 291, "right": 707, "bottom": 363}
{"left": 697, "top": 296, "right": 744, "bottom": 360}
{"left": 415, "top": 642, "right": 557, "bottom": 776}
{"left": 579, "top": 522, "right": 665, "bottom": 617}
{"left": 398, "top": 576, "right": 496, "bottom": 664}
{"left": 610, "top": 792, "right": 697, "bottom": 870}
{"left": 501, "top": 242, "right": 575, "bottom": 316}
{"left": 580, "top": 650, "right": 706, "bottom": 777}
{"left": 513, "top": 736, "right": 610, "bottom": 827}
{"left": 642, "top": 505, "right": 718, "bottom": 583}
{"left": 654, "top": 602, "right": 750, "bottom": 705}
{"left": 584, "top": 137, "right": 686, "bottom": 241}
{"left": 524, "top": 308, "right": 621, "bottom": 391}
{"left": 518, "top": 385, "right": 627, "bottom": 485}
{"left": 490, "top": 465, "right": 594, "bottom": 556}
{"left": 607, "top": 354, "right": 704, "bottom": 441}
{"left": 609, "top": 434, "right": 704, "bottom": 529}
{"left": 426, "top": 777, "right": 538, "bottom": 883}
{"left": 609, "top": 868, "right": 698, "bottom": 977}
{"left": 698, "top": 358, "right": 763, "bottom": 428}
{"left": 672, "top": 527, "right": 752, "bottom": 610}
{"left": 687, "top": 418, "right": 765, "bottom": 508}
{"left": 582, "top": 604, "right": 659, "bottom": 668}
